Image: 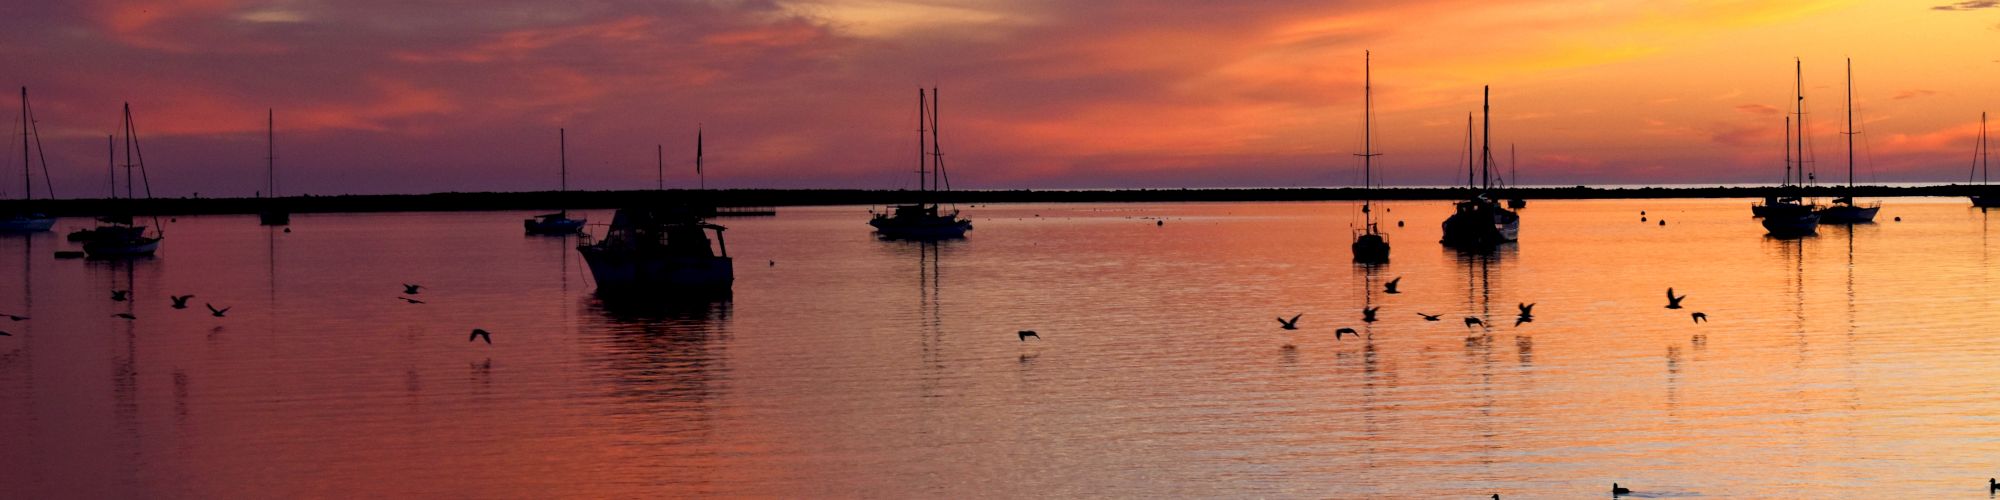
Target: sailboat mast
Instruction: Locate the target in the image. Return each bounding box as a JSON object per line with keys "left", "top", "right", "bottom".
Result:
{"left": 106, "top": 135, "right": 114, "bottom": 200}
{"left": 267, "top": 108, "right": 276, "bottom": 197}
{"left": 1465, "top": 113, "right": 1473, "bottom": 189}
{"left": 19, "top": 87, "right": 27, "bottom": 203}
{"left": 917, "top": 89, "right": 927, "bottom": 196}
{"left": 930, "top": 87, "right": 942, "bottom": 194}
{"left": 123, "top": 103, "right": 133, "bottom": 200}
{"left": 1794, "top": 58, "right": 1805, "bottom": 189}
{"left": 1362, "top": 51, "right": 1372, "bottom": 194}
{"left": 559, "top": 128, "right": 566, "bottom": 193}
{"left": 696, "top": 126, "right": 704, "bottom": 190}
{"left": 1481, "top": 85, "right": 1491, "bottom": 192}
{"left": 1845, "top": 58, "right": 1854, "bottom": 191}
{"left": 1785, "top": 115, "right": 1791, "bottom": 189}
{"left": 656, "top": 144, "right": 663, "bottom": 190}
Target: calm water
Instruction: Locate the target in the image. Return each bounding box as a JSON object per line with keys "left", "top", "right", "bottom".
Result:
{"left": 4, "top": 198, "right": 2000, "bottom": 498}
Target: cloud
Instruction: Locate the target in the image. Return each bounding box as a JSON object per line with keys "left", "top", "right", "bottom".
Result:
{"left": 1893, "top": 89, "right": 1938, "bottom": 100}
{"left": 1933, "top": 1, "right": 2000, "bottom": 10}
{"left": 1736, "top": 104, "right": 1782, "bottom": 115}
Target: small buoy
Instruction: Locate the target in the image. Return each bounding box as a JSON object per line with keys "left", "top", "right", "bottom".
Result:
{"left": 1640, "top": 210, "right": 1647, "bottom": 215}
{"left": 283, "top": 227, "right": 292, "bottom": 233}
{"left": 1659, "top": 219, "right": 1666, "bottom": 226}
{"left": 1894, "top": 216, "right": 1902, "bottom": 222}
{"left": 1396, "top": 220, "right": 1405, "bottom": 227}
{"left": 1641, "top": 216, "right": 1648, "bottom": 222}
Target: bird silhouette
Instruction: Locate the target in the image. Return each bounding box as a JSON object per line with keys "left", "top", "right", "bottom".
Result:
{"left": 205, "top": 303, "right": 230, "bottom": 317}
{"left": 1613, "top": 483, "right": 1631, "bottom": 496}
{"left": 1464, "top": 317, "right": 1486, "bottom": 329}
{"left": 1417, "top": 313, "right": 1442, "bottom": 321}
{"left": 1384, "top": 277, "right": 1402, "bottom": 294}
{"left": 469, "top": 329, "right": 492, "bottom": 344}
{"left": 403, "top": 284, "right": 423, "bottom": 295}
{"left": 396, "top": 296, "right": 425, "bottom": 304}
{"left": 170, "top": 295, "right": 194, "bottom": 309}
{"left": 1517, "top": 303, "right": 1535, "bottom": 316}
{"left": 1362, "top": 306, "right": 1380, "bottom": 323}
{"left": 768, "top": 260, "right": 776, "bottom": 266}
{"left": 1492, "top": 495, "right": 1499, "bottom": 500}
{"left": 2, "top": 313, "right": 26, "bottom": 321}
{"left": 0, "top": 330, "right": 11, "bottom": 336}
{"left": 111, "top": 313, "right": 136, "bottom": 320}
{"left": 1515, "top": 314, "right": 1534, "bottom": 327}
{"left": 1018, "top": 330, "right": 1040, "bottom": 341}
{"left": 1691, "top": 312, "right": 1708, "bottom": 323}
{"left": 1278, "top": 313, "right": 1302, "bottom": 330}
{"left": 1666, "top": 288, "right": 1687, "bottom": 309}
{"left": 1990, "top": 478, "right": 1997, "bottom": 493}
{"left": 1334, "top": 327, "right": 1357, "bottom": 340}
{"left": 111, "top": 290, "right": 130, "bottom": 301}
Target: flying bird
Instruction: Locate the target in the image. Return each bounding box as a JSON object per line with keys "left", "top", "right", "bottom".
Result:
{"left": 1417, "top": 313, "right": 1442, "bottom": 321}
{"left": 111, "top": 290, "right": 130, "bottom": 301}
{"left": 469, "top": 329, "right": 492, "bottom": 344}
{"left": 1278, "top": 313, "right": 1302, "bottom": 330}
{"left": 1464, "top": 317, "right": 1486, "bottom": 329}
{"left": 111, "top": 313, "right": 136, "bottom": 320}
{"left": 402, "top": 284, "right": 423, "bottom": 295}
{"left": 1018, "top": 330, "right": 1040, "bottom": 341}
{"left": 1362, "top": 306, "right": 1380, "bottom": 323}
{"left": 170, "top": 295, "right": 194, "bottom": 309}
{"left": 2, "top": 313, "right": 26, "bottom": 321}
{"left": 1517, "top": 303, "right": 1535, "bottom": 316}
{"left": 1691, "top": 312, "right": 1708, "bottom": 323}
{"left": 0, "top": 330, "right": 12, "bottom": 336}
{"left": 1384, "top": 277, "right": 1402, "bottom": 294}
{"left": 1666, "top": 288, "right": 1687, "bottom": 309}
{"left": 1334, "top": 327, "right": 1357, "bottom": 340}
{"left": 396, "top": 297, "right": 425, "bottom": 304}
{"left": 1515, "top": 314, "right": 1534, "bottom": 327}
{"left": 205, "top": 303, "right": 230, "bottom": 318}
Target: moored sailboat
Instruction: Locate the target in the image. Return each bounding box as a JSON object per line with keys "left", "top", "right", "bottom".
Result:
{"left": 524, "top": 128, "right": 585, "bottom": 235}
{"left": 1815, "top": 58, "right": 1880, "bottom": 224}
{"left": 869, "top": 88, "right": 971, "bottom": 239}
{"left": 1350, "top": 51, "right": 1389, "bottom": 264}
{"left": 1761, "top": 59, "right": 1820, "bottom": 238}
{"left": 81, "top": 103, "right": 164, "bottom": 258}
{"left": 2, "top": 87, "right": 56, "bottom": 233}
{"left": 1971, "top": 112, "right": 1997, "bottom": 208}
{"left": 1439, "top": 86, "right": 1520, "bottom": 249}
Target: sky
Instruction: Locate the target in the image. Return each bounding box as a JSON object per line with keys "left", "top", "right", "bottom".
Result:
{"left": 2, "top": 0, "right": 1999, "bottom": 197}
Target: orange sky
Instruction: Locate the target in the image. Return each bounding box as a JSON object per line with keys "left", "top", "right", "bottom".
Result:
{"left": 2, "top": 0, "right": 1998, "bottom": 196}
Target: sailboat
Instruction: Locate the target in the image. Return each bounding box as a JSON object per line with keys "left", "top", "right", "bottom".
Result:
{"left": 869, "top": 88, "right": 972, "bottom": 239}
{"left": 1760, "top": 59, "right": 1821, "bottom": 237}
{"left": 1439, "top": 86, "right": 1520, "bottom": 249}
{"left": 81, "top": 103, "right": 163, "bottom": 258}
{"left": 258, "top": 109, "right": 290, "bottom": 226}
{"left": 1816, "top": 58, "right": 1880, "bottom": 224}
{"left": 1350, "top": 51, "right": 1389, "bottom": 264}
{"left": 524, "top": 128, "right": 586, "bottom": 235}
{"left": 1971, "top": 113, "right": 1997, "bottom": 208}
{"left": 2, "top": 87, "right": 56, "bottom": 233}
{"left": 1506, "top": 144, "right": 1527, "bottom": 209}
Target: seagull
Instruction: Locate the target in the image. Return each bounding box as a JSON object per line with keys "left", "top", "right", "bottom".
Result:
{"left": 396, "top": 296, "right": 425, "bottom": 304}
{"left": 1362, "top": 306, "right": 1380, "bottom": 323}
{"left": 1612, "top": 483, "right": 1631, "bottom": 496}
{"left": 1691, "top": 312, "right": 1708, "bottom": 323}
{"left": 768, "top": 260, "right": 775, "bottom": 266}
{"left": 0, "top": 330, "right": 11, "bottom": 336}
{"left": 205, "top": 303, "right": 230, "bottom": 318}
{"left": 402, "top": 284, "right": 423, "bottom": 295}
{"left": 111, "top": 313, "right": 136, "bottom": 320}
{"left": 1514, "top": 314, "right": 1534, "bottom": 327}
{"left": 1464, "top": 316, "right": 1486, "bottom": 329}
{"left": 1990, "top": 478, "right": 1997, "bottom": 493}
{"left": 170, "top": 295, "right": 194, "bottom": 309}
{"left": 1417, "top": 313, "right": 1442, "bottom": 321}
{"left": 1384, "top": 277, "right": 1402, "bottom": 294}
{"left": 469, "top": 328, "right": 492, "bottom": 344}
{"left": 1517, "top": 303, "right": 1535, "bottom": 316}
{"left": 111, "top": 290, "right": 130, "bottom": 301}
{"left": 2, "top": 313, "right": 26, "bottom": 321}
{"left": 1334, "top": 327, "right": 1357, "bottom": 340}
{"left": 1666, "top": 288, "right": 1687, "bottom": 309}
{"left": 1278, "top": 313, "right": 1302, "bottom": 330}
{"left": 1018, "top": 330, "right": 1040, "bottom": 341}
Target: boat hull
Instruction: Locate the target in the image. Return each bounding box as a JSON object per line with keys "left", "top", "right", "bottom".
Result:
{"left": 0, "top": 215, "right": 56, "bottom": 233}
{"left": 524, "top": 218, "right": 586, "bottom": 235}
{"left": 1973, "top": 196, "right": 2000, "bottom": 208}
{"left": 1441, "top": 200, "right": 1520, "bottom": 249}
{"left": 83, "top": 236, "right": 162, "bottom": 258}
{"left": 1815, "top": 204, "right": 1879, "bottom": 224}
{"left": 578, "top": 250, "right": 733, "bottom": 294}
{"left": 1351, "top": 233, "right": 1390, "bottom": 264}
{"left": 1761, "top": 213, "right": 1820, "bottom": 237}
{"left": 259, "top": 210, "right": 290, "bottom": 226}
{"left": 869, "top": 216, "right": 972, "bottom": 239}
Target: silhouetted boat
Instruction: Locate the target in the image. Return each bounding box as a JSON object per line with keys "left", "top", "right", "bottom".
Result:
{"left": 258, "top": 109, "right": 289, "bottom": 226}
{"left": 1971, "top": 112, "right": 1998, "bottom": 208}
{"left": 1815, "top": 59, "right": 1879, "bottom": 224}
{"left": 524, "top": 128, "right": 585, "bottom": 235}
{"left": 82, "top": 103, "right": 163, "bottom": 258}
{"left": 1762, "top": 59, "right": 1819, "bottom": 238}
{"left": 577, "top": 207, "right": 732, "bottom": 294}
{"left": 1505, "top": 144, "right": 1527, "bottom": 209}
{"left": 1440, "top": 86, "right": 1520, "bottom": 249}
{"left": 2, "top": 87, "right": 55, "bottom": 234}
{"left": 870, "top": 88, "right": 971, "bottom": 239}
{"left": 1350, "top": 51, "right": 1389, "bottom": 264}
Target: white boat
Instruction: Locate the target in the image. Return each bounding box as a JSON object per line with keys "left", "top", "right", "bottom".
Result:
{"left": 1440, "top": 86, "right": 1520, "bottom": 249}
{"left": 870, "top": 87, "right": 971, "bottom": 239}
{"left": 1816, "top": 59, "right": 1880, "bottom": 224}
{"left": 524, "top": 128, "right": 585, "bottom": 235}
{"left": 1349, "top": 51, "right": 1389, "bottom": 264}
{"left": 82, "top": 103, "right": 164, "bottom": 258}
{"left": 577, "top": 208, "right": 732, "bottom": 294}
{"left": 2, "top": 87, "right": 56, "bottom": 234}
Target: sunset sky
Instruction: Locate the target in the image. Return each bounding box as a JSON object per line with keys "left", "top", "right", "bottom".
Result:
{"left": 3, "top": 0, "right": 1999, "bottom": 197}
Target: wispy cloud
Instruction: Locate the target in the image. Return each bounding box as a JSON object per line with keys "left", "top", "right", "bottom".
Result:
{"left": 1933, "top": 1, "right": 2000, "bottom": 10}
{"left": 1893, "top": 89, "right": 1938, "bottom": 100}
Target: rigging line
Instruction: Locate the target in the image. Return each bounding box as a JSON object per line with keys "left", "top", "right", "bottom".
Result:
{"left": 129, "top": 105, "right": 162, "bottom": 234}
{"left": 28, "top": 97, "right": 55, "bottom": 199}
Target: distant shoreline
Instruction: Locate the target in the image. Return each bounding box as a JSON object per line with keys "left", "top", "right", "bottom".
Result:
{"left": 3, "top": 185, "right": 1994, "bottom": 217}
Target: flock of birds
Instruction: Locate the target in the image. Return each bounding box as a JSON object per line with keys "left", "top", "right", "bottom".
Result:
{"left": 0, "top": 282, "right": 496, "bottom": 344}
{"left": 1257, "top": 278, "right": 1706, "bottom": 353}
